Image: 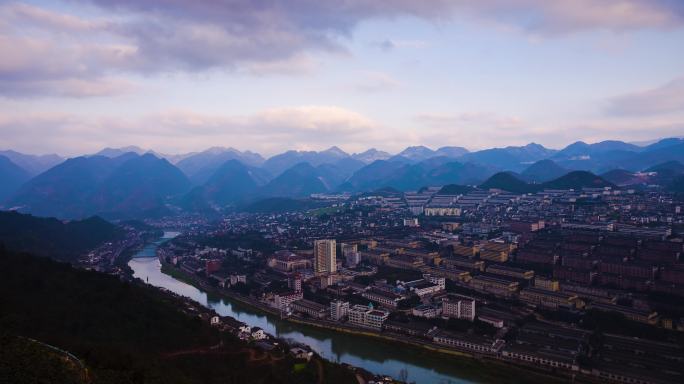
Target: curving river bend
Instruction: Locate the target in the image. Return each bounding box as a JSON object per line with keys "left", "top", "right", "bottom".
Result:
{"left": 129, "top": 232, "right": 480, "bottom": 384}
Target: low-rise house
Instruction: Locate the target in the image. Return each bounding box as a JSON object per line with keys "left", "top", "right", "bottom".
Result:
{"left": 519, "top": 288, "right": 580, "bottom": 310}
{"left": 501, "top": 345, "right": 579, "bottom": 371}
{"left": 273, "top": 290, "right": 304, "bottom": 312}
{"left": 251, "top": 328, "right": 267, "bottom": 340}
{"left": 384, "top": 320, "right": 437, "bottom": 338}
{"left": 362, "top": 288, "right": 403, "bottom": 309}
{"left": 442, "top": 295, "right": 476, "bottom": 321}
{"left": 290, "top": 347, "right": 313, "bottom": 361}
{"left": 432, "top": 331, "right": 504, "bottom": 355}
{"left": 469, "top": 275, "right": 519, "bottom": 297}
{"left": 290, "top": 299, "right": 328, "bottom": 319}
{"left": 348, "top": 304, "right": 389, "bottom": 330}
{"left": 587, "top": 302, "right": 658, "bottom": 324}
{"left": 411, "top": 304, "right": 440, "bottom": 318}
{"left": 487, "top": 264, "right": 535, "bottom": 280}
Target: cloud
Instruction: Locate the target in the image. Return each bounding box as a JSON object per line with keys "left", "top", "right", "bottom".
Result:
{"left": 451, "top": 0, "right": 684, "bottom": 34}
{"left": 413, "top": 112, "right": 531, "bottom": 149}
{"left": 2, "top": 2, "right": 110, "bottom": 32}
{"left": 607, "top": 77, "right": 684, "bottom": 116}
{"left": 355, "top": 71, "right": 401, "bottom": 92}
{"left": 2, "top": 1, "right": 684, "bottom": 98}
{"left": 413, "top": 110, "right": 684, "bottom": 150}
{"left": 2, "top": 105, "right": 684, "bottom": 156}
{"left": 372, "top": 39, "right": 430, "bottom": 52}
{"left": 373, "top": 39, "right": 397, "bottom": 51}
{"left": 242, "top": 55, "right": 319, "bottom": 76}
{"left": 0, "top": 106, "right": 380, "bottom": 156}
{"left": 0, "top": 5, "right": 136, "bottom": 98}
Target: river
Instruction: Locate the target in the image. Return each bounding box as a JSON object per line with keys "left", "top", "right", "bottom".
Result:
{"left": 129, "top": 232, "right": 479, "bottom": 384}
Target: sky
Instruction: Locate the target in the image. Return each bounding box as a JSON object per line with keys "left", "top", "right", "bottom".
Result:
{"left": 1, "top": 0, "right": 684, "bottom": 157}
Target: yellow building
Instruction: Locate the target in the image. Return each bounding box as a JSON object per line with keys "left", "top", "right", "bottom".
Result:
{"left": 314, "top": 239, "right": 337, "bottom": 275}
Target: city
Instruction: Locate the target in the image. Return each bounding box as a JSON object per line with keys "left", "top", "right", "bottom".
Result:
{"left": 2, "top": 1, "right": 684, "bottom": 383}
{"left": 95, "top": 180, "right": 683, "bottom": 384}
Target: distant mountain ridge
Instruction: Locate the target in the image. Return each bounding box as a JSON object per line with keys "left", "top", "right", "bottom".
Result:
{"left": 460, "top": 143, "right": 557, "bottom": 172}
{"left": 5, "top": 136, "right": 684, "bottom": 218}
{"left": 262, "top": 146, "right": 350, "bottom": 176}
{"left": 521, "top": 159, "right": 568, "bottom": 183}
{"left": 176, "top": 147, "right": 266, "bottom": 184}
{"left": 0, "top": 155, "right": 31, "bottom": 201}
{"left": 262, "top": 162, "right": 329, "bottom": 197}
{"left": 351, "top": 148, "right": 392, "bottom": 163}
{"left": 0, "top": 150, "right": 63, "bottom": 176}
{"left": 5, "top": 153, "right": 191, "bottom": 219}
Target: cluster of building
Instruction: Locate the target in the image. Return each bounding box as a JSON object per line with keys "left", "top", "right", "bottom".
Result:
{"left": 155, "top": 182, "right": 684, "bottom": 384}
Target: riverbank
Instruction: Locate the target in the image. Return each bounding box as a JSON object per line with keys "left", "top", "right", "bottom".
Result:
{"left": 158, "top": 259, "right": 569, "bottom": 384}
{"left": 142, "top": 258, "right": 402, "bottom": 384}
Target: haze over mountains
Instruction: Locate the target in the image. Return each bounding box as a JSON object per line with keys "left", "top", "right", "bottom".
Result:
{"left": 2, "top": 137, "right": 684, "bottom": 219}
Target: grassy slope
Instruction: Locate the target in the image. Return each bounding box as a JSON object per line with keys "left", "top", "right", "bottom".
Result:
{"left": 0, "top": 250, "right": 357, "bottom": 384}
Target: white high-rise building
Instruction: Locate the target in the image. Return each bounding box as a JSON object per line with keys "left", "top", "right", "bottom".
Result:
{"left": 314, "top": 239, "right": 337, "bottom": 275}
{"left": 330, "top": 300, "right": 350, "bottom": 321}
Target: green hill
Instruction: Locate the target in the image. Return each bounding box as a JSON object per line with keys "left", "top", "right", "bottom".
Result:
{"left": 0, "top": 250, "right": 357, "bottom": 384}
{"left": 480, "top": 170, "right": 615, "bottom": 193}
{"left": 521, "top": 159, "right": 567, "bottom": 183}
{"left": 0, "top": 335, "right": 89, "bottom": 384}
{"left": 262, "top": 162, "right": 328, "bottom": 197}
{"left": 543, "top": 170, "right": 614, "bottom": 190}
{"left": 646, "top": 160, "right": 684, "bottom": 174}
{"left": 437, "top": 184, "right": 474, "bottom": 195}
{"left": 0, "top": 211, "right": 123, "bottom": 262}
{"left": 7, "top": 153, "right": 192, "bottom": 220}
{"left": 480, "top": 172, "right": 536, "bottom": 194}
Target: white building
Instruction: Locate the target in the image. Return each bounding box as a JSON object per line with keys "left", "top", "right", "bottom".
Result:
{"left": 330, "top": 300, "right": 350, "bottom": 321}
{"left": 273, "top": 291, "right": 303, "bottom": 312}
{"left": 251, "top": 328, "right": 267, "bottom": 340}
{"left": 425, "top": 206, "right": 462, "bottom": 217}
{"left": 412, "top": 304, "right": 440, "bottom": 318}
{"left": 442, "top": 295, "right": 476, "bottom": 321}
{"left": 348, "top": 304, "right": 389, "bottom": 330}
{"left": 230, "top": 274, "right": 247, "bottom": 285}
{"left": 399, "top": 276, "right": 445, "bottom": 298}
{"left": 423, "top": 274, "right": 446, "bottom": 290}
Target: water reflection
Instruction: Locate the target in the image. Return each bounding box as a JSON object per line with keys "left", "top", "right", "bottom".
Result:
{"left": 129, "top": 234, "right": 476, "bottom": 384}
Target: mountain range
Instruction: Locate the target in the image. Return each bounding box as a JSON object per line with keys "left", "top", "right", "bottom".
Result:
{"left": 2, "top": 137, "right": 684, "bottom": 218}
{"left": 0, "top": 155, "right": 31, "bottom": 201}
{"left": 5, "top": 153, "right": 191, "bottom": 219}
{"left": 0, "top": 150, "right": 63, "bottom": 175}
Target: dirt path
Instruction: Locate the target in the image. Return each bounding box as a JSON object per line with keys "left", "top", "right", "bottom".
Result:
{"left": 314, "top": 358, "right": 325, "bottom": 384}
